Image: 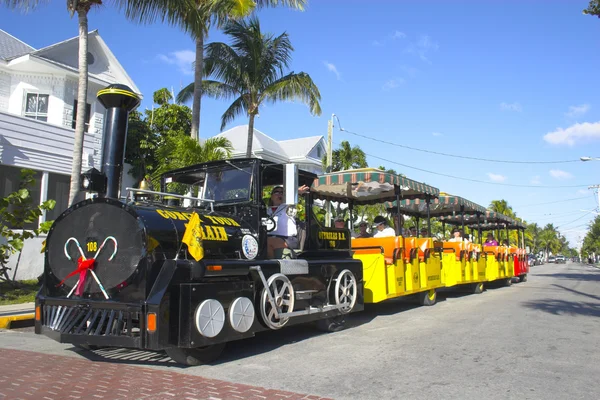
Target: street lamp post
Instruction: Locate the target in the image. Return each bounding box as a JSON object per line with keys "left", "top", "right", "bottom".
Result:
{"left": 580, "top": 156, "right": 600, "bottom": 161}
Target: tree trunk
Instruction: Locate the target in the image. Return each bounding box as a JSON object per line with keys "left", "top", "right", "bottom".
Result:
{"left": 246, "top": 113, "right": 256, "bottom": 158}
{"left": 190, "top": 34, "right": 204, "bottom": 141}
{"left": 68, "top": 10, "right": 89, "bottom": 206}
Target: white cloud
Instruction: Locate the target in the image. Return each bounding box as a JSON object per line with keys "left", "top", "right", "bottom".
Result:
{"left": 372, "top": 40, "right": 383, "bottom": 47}
{"left": 543, "top": 121, "right": 600, "bottom": 146}
{"left": 577, "top": 189, "right": 589, "bottom": 195}
{"left": 487, "top": 173, "right": 507, "bottom": 182}
{"left": 323, "top": 61, "right": 341, "bottom": 80}
{"left": 392, "top": 31, "right": 406, "bottom": 39}
{"left": 405, "top": 35, "right": 439, "bottom": 63}
{"left": 382, "top": 78, "right": 405, "bottom": 91}
{"left": 500, "top": 102, "right": 522, "bottom": 112}
{"left": 565, "top": 104, "right": 590, "bottom": 118}
{"left": 549, "top": 169, "right": 573, "bottom": 180}
{"left": 157, "top": 50, "right": 195, "bottom": 75}
{"left": 432, "top": 132, "right": 443, "bottom": 137}
{"left": 530, "top": 176, "right": 541, "bottom": 185}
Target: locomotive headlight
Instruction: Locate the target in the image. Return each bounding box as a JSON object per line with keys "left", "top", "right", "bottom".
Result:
{"left": 80, "top": 167, "right": 107, "bottom": 194}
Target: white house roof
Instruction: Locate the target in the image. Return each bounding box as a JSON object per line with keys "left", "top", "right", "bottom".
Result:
{"left": 0, "top": 29, "right": 35, "bottom": 61}
{"left": 214, "top": 125, "right": 325, "bottom": 165}
{"left": 279, "top": 136, "right": 322, "bottom": 160}
{"left": 2, "top": 29, "right": 140, "bottom": 95}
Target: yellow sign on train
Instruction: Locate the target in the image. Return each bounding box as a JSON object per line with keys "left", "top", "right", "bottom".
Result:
{"left": 182, "top": 212, "right": 204, "bottom": 261}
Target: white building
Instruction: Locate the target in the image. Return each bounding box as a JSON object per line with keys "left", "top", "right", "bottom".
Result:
{"left": 213, "top": 125, "right": 326, "bottom": 175}
{"left": 0, "top": 29, "right": 139, "bottom": 279}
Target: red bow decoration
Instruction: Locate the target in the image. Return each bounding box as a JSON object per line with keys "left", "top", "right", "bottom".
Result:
{"left": 57, "top": 257, "right": 96, "bottom": 296}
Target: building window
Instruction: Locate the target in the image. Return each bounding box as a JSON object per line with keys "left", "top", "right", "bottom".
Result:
{"left": 0, "top": 165, "right": 42, "bottom": 230}
{"left": 24, "top": 93, "right": 49, "bottom": 122}
{"left": 72, "top": 100, "right": 92, "bottom": 132}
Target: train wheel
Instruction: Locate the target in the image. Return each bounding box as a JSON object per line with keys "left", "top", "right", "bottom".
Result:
{"left": 519, "top": 274, "right": 528, "bottom": 283}
{"left": 260, "top": 273, "right": 295, "bottom": 330}
{"left": 334, "top": 269, "right": 358, "bottom": 314}
{"left": 315, "top": 315, "right": 346, "bottom": 333}
{"left": 419, "top": 289, "right": 437, "bottom": 306}
{"left": 166, "top": 343, "right": 226, "bottom": 366}
{"left": 471, "top": 282, "right": 484, "bottom": 294}
{"left": 504, "top": 278, "right": 513, "bottom": 287}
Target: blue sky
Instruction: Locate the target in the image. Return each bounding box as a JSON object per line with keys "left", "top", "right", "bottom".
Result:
{"left": 3, "top": 0, "right": 600, "bottom": 248}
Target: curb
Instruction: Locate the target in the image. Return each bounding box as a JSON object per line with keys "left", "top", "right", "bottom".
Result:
{"left": 0, "top": 313, "right": 35, "bottom": 329}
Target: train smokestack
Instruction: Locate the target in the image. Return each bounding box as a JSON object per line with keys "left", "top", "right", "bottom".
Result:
{"left": 97, "top": 84, "right": 141, "bottom": 199}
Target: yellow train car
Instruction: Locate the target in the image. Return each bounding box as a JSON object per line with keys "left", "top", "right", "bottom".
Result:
{"left": 311, "top": 169, "right": 443, "bottom": 306}
{"left": 392, "top": 195, "right": 490, "bottom": 294}
{"left": 442, "top": 210, "right": 528, "bottom": 286}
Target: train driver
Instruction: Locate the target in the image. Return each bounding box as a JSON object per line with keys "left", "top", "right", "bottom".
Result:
{"left": 267, "top": 184, "right": 310, "bottom": 258}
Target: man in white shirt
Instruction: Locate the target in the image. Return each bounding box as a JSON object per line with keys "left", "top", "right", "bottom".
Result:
{"left": 267, "top": 184, "right": 309, "bottom": 258}
{"left": 373, "top": 216, "right": 396, "bottom": 238}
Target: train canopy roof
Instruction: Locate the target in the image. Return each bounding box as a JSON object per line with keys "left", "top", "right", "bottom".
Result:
{"left": 439, "top": 210, "right": 527, "bottom": 229}
{"left": 311, "top": 168, "right": 439, "bottom": 205}
{"left": 387, "top": 193, "right": 487, "bottom": 218}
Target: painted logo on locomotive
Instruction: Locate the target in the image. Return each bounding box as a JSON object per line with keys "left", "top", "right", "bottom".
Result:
{"left": 155, "top": 209, "right": 241, "bottom": 227}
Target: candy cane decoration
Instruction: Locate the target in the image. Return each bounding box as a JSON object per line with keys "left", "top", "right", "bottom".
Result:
{"left": 59, "top": 236, "right": 117, "bottom": 300}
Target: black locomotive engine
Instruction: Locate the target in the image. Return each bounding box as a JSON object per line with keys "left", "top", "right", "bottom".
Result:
{"left": 35, "top": 84, "right": 363, "bottom": 365}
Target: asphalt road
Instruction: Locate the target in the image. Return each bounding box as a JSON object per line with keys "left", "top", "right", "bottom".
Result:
{"left": 1, "top": 262, "right": 599, "bottom": 400}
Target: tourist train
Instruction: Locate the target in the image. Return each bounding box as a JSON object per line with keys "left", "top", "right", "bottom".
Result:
{"left": 34, "top": 85, "right": 528, "bottom": 365}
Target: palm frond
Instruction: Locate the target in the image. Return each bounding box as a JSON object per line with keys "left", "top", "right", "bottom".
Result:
{"left": 253, "top": 0, "right": 307, "bottom": 11}
{"left": 220, "top": 95, "right": 247, "bottom": 130}
{"left": 260, "top": 72, "right": 322, "bottom": 115}
{"left": 2, "top": 0, "right": 45, "bottom": 11}
{"left": 176, "top": 82, "right": 195, "bottom": 104}
{"left": 176, "top": 80, "right": 238, "bottom": 104}
{"left": 204, "top": 42, "right": 242, "bottom": 83}
{"left": 202, "top": 80, "right": 240, "bottom": 100}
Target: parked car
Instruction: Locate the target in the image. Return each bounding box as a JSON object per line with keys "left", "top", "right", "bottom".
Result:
{"left": 548, "top": 256, "right": 556, "bottom": 263}
{"left": 555, "top": 255, "right": 566, "bottom": 264}
{"left": 528, "top": 254, "right": 539, "bottom": 267}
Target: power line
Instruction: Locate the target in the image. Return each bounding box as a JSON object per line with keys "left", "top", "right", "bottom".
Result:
{"left": 556, "top": 212, "right": 594, "bottom": 229}
{"left": 344, "top": 145, "right": 592, "bottom": 189}
{"left": 514, "top": 196, "right": 591, "bottom": 208}
{"left": 334, "top": 120, "right": 580, "bottom": 165}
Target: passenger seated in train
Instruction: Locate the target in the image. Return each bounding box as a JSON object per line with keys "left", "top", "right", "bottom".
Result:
{"left": 353, "top": 221, "right": 372, "bottom": 238}
{"left": 484, "top": 233, "right": 499, "bottom": 246}
{"left": 266, "top": 184, "right": 310, "bottom": 258}
{"left": 334, "top": 215, "right": 346, "bottom": 229}
{"left": 407, "top": 226, "right": 417, "bottom": 237}
{"left": 448, "top": 228, "right": 470, "bottom": 243}
{"left": 373, "top": 216, "right": 396, "bottom": 238}
{"left": 420, "top": 228, "right": 429, "bottom": 237}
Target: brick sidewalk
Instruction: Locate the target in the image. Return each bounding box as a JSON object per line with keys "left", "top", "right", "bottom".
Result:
{"left": 0, "top": 349, "right": 332, "bottom": 400}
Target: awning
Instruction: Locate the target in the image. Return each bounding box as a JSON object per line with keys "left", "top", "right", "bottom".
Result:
{"left": 440, "top": 210, "right": 526, "bottom": 229}
{"left": 311, "top": 168, "right": 439, "bottom": 204}
{"left": 388, "top": 194, "right": 487, "bottom": 217}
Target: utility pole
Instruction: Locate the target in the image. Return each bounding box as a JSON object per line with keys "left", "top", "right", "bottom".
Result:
{"left": 590, "top": 185, "right": 600, "bottom": 211}
{"left": 325, "top": 115, "right": 334, "bottom": 227}
{"left": 327, "top": 115, "right": 334, "bottom": 173}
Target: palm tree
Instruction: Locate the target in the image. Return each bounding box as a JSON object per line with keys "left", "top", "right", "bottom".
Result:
{"left": 525, "top": 222, "right": 541, "bottom": 253}
{"left": 583, "top": 0, "right": 600, "bottom": 17}
{"left": 3, "top": 0, "right": 200, "bottom": 206}
{"left": 323, "top": 141, "right": 367, "bottom": 172}
{"left": 489, "top": 199, "right": 515, "bottom": 218}
{"left": 178, "top": 16, "right": 321, "bottom": 157}
{"left": 178, "top": 0, "right": 307, "bottom": 142}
